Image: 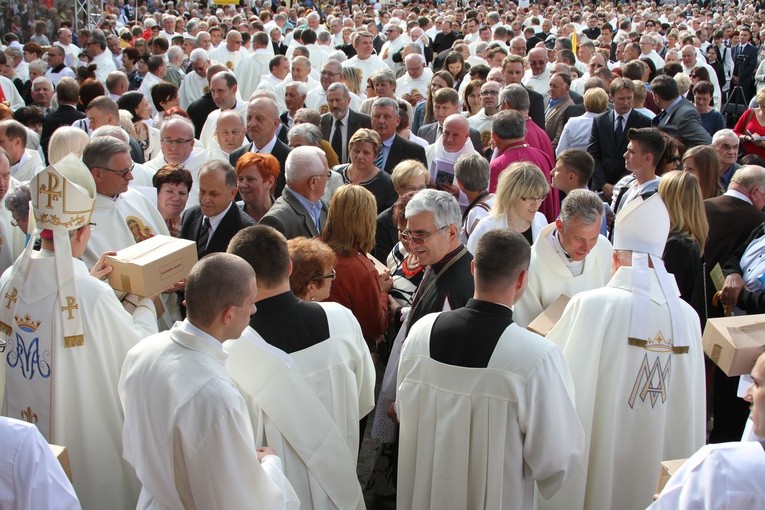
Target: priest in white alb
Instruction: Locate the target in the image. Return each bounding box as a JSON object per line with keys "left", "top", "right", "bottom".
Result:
{"left": 179, "top": 49, "right": 210, "bottom": 110}
{"left": 234, "top": 32, "right": 273, "bottom": 100}
{"left": 0, "top": 154, "right": 158, "bottom": 510}
{"left": 209, "top": 30, "right": 247, "bottom": 71}
{"left": 539, "top": 194, "right": 706, "bottom": 510}
{"left": 225, "top": 225, "right": 374, "bottom": 510}
{"left": 198, "top": 71, "right": 248, "bottom": 149}
{"left": 396, "top": 228, "right": 584, "bottom": 509}
{"left": 514, "top": 189, "right": 612, "bottom": 327}
{"left": 426, "top": 114, "right": 479, "bottom": 208}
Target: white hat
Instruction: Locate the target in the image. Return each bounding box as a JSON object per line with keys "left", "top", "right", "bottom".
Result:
{"left": 613, "top": 192, "right": 669, "bottom": 258}
{"left": 0, "top": 155, "right": 96, "bottom": 347}
{"left": 613, "top": 193, "right": 689, "bottom": 351}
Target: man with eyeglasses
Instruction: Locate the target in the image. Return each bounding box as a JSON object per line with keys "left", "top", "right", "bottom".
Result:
{"left": 260, "top": 146, "right": 329, "bottom": 239}
{"left": 82, "top": 136, "right": 170, "bottom": 270}
{"left": 44, "top": 45, "right": 74, "bottom": 87}
{"left": 306, "top": 60, "right": 363, "bottom": 114}
{"left": 468, "top": 81, "right": 501, "bottom": 152}
{"left": 209, "top": 30, "right": 246, "bottom": 72}
{"left": 380, "top": 23, "right": 408, "bottom": 71}
{"left": 86, "top": 29, "right": 117, "bottom": 83}
{"left": 234, "top": 32, "right": 273, "bottom": 100}
{"left": 523, "top": 47, "right": 552, "bottom": 103}
{"left": 712, "top": 129, "right": 741, "bottom": 191}
{"left": 225, "top": 224, "right": 373, "bottom": 510}
{"left": 396, "top": 54, "right": 432, "bottom": 107}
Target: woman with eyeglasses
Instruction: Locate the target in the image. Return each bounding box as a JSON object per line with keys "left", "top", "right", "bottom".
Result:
{"left": 467, "top": 162, "right": 549, "bottom": 254}
{"left": 386, "top": 192, "right": 426, "bottom": 308}
{"left": 655, "top": 133, "right": 685, "bottom": 176}
{"left": 286, "top": 237, "right": 338, "bottom": 302}
{"left": 323, "top": 185, "right": 390, "bottom": 351}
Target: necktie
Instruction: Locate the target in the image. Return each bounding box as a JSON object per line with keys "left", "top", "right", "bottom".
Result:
{"left": 375, "top": 144, "right": 385, "bottom": 170}
{"left": 197, "top": 217, "right": 211, "bottom": 257}
{"left": 615, "top": 115, "right": 624, "bottom": 141}
{"left": 331, "top": 118, "right": 344, "bottom": 163}
{"left": 655, "top": 110, "right": 667, "bottom": 127}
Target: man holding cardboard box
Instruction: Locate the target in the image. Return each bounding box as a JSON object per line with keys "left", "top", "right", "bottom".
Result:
{"left": 0, "top": 154, "right": 158, "bottom": 510}
{"left": 539, "top": 194, "right": 706, "bottom": 510}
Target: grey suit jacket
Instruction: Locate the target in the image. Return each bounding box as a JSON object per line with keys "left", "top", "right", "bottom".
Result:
{"left": 416, "top": 121, "right": 483, "bottom": 151}
{"left": 652, "top": 97, "right": 712, "bottom": 149}
{"left": 259, "top": 186, "right": 328, "bottom": 240}
{"left": 544, "top": 94, "right": 575, "bottom": 148}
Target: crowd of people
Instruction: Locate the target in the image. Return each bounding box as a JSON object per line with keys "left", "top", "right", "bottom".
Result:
{"left": 1, "top": 0, "right": 765, "bottom": 508}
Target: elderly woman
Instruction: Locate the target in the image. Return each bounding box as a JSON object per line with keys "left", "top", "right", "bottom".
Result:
{"left": 286, "top": 237, "right": 338, "bottom": 302}
{"left": 5, "top": 184, "right": 32, "bottom": 249}
{"left": 235, "top": 152, "right": 279, "bottom": 223}
{"left": 118, "top": 90, "right": 161, "bottom": 161}
{"left": 48, "top": 126, "right": 90, "bottom": 165}
{"left": 323, "top": 185, "right": 389, "bottom": 350}
{"left": 467, "top": 162, "right": 549, "bottom": 253}
{"left": 658, "top": 170, "right": 709, "bottom": 323}
{"left": 556, "top": 88, "right": 609, "bottom": 155}
{"left": 682, "top": 145, "right": 722, "bottom": 199}
{"left": 386, "top": 192, "right": 425, "bottom": 307}
{"left": 152, "top": 164, "right": 192, "bottom": 237}
{"left": 373, "top": 159, "right": 429, "bottom": 261}
{"left": 333, "top": 128, "right": 397, "bottom": 215}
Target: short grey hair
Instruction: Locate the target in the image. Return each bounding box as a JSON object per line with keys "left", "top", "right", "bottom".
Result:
{"left": 327, "top": 51, "right": 347, "bottom": 62}
{"left": 401, "top": 42, "right": 423, "bottom": 56}
{"left": 285, "top": 146, "right": 326, "bottom": 184}
{"left": 500, "top": 84, "right": 530, "bottom": 112}
{"left": 189, "top": 48, "right": 210, "bottom": 62}
{"left": 370, "top": 68, "right": 396, "bottom": 85}
{"left": 326, "top": 82, "right": 350, "bottom": 98}
{"left": 5, "top": 183, "right": 30, "bottom": 223}
{"left": 28, "top": 59, "right": 47, "bottom": 76}
{"left": 731, "top": 165, "right": 765, "bottom": 191}
{"left": 405, "top": 189, "right": 461, "bottom": 229}
{"left": 288, "top": 123, "right": 322, "bottom": 146}
{"left": 161, "top": 115, "right": 195, "bottom": 138}
{"left": 712, "top": 128, "right": 737, "bottom": 144}
{"left": 200, "top": 159, "right": 237, "bottom": 188}
{"left": 82, "top": 136, "right": 130, "bottom": 171}
{"left": 91, "top": 125, "right": 130, "bottom": 143}
{"left": 372, "top": 97, "right": 400, "bottom": 116}
{"left": 559, "top": 189, "right": 604, "bottom": 225}
{"left": 285, "top": 81, "right": 308, "bottom": 96}
{"left": 455, "top": 153, "right": 490, "bottom": 193}
{"left": 492, "top": 110, "right": 526, "bottom": 140}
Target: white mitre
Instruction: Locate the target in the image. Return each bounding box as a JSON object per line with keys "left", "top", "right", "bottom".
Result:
{"left": 613, "top": 192, "right": 689, "bottom": 351}
{"left": 0, "top": 154, "right": 96, "bottom": 346}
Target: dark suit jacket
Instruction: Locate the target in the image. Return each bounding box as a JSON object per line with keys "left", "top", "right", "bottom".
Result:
{"left": 229, "top": 138, "right": 291, "bottom": 198}
{"left": 272, "top": 41, "right": 288, "bottom": 55}
{"left": 652, "top": 97, "right": 712, "bottom": 149}
{"left": 383, "top": 134, "right": 427, "bottom": 174}
{"left": 589, "top": 109, "right": 652, "bottom": 191}
{"left": 733, "top": 42, "right": 758, "bottom": 98}
{"left": 41, "top": 104, "right": 85, "bottom": 163}
{"left": 417, "top": 121, "right": 483, "bottom": 151}
{"left": 187, "top": 92, "right": 217, "bottom": 139}
{"left": 180, "top": 202, "right": 256, "bottom": 257}
{"left": 562, "top": 103, "right": 586, "bottom": 125}
{"left": 259, "top": 186, "right": 328, "bottom": 239}
{"left": 320, "top": 110, "right": 372, "bottom": 163}
{"left": 526, "top": 86, "right": 545, "bottom": 131}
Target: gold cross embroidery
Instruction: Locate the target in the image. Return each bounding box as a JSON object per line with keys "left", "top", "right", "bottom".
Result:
{"left": 4, "top": 287, "right": 17, "bottom": 309}
{"left": 61, "top": 296, "right": 79, "bottom": 320}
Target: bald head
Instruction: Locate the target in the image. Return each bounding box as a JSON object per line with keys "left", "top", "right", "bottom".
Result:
{"left": 442, "top": 114, "right": 470, "bottom": 152}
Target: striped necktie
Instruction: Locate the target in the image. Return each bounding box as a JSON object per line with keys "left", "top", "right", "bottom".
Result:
{"left": 375, "top": 144, "right": 385, "bottom": 170}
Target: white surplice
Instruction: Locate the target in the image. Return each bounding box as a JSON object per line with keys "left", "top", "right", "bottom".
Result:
{"left": 209, "top": 45, "right": 247, "bottom": 71}
{"left": 82, "top": 188, "right": 169, "bottom": 269}
{"left": 235, "top": 50, "right": 272, "bottom": 100}
{"left": 539, "top": 266, "right": 706, "bottom": 510}
{"left": 225, "top": 303, "right": 375, "bottom": 510}
{"left": 648, "top": 441, "right": 765, "bottom": 509}
{"left": 514, "top": 222, "right": 613, "bottom": 327}
{"left": 119, "top": 321, "right": 299, "bottom": 510}
{"left": 396, "top": 312, "right": 583, "bottom": 510}
{"left": 10, "top": 149, "right": 44, "bottom": 182}
{"left": 198, "top": 100, "right": 248, "bottom": 148}
{"left": 179, "top": 71, "right": 208, "bottom": 110}
{"left": 0, "top": 178, "right": 27, "bottom": 276}
{"left": 1, "top": 252, "right": 157, "bottom": 510}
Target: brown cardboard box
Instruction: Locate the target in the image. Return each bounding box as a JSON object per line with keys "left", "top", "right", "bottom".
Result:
{"left": 49, "top": 444, "right": 72, "bottom": 481}
{"left": 655, "top": 458, "right": 687, "bottom": 494}
{"left": 527, "top": 295, "right": 570, "bottom": 336}
{"left": 106, "top": 235, "right": 197, "bottom": 297}
{"left": 702, "top": 315, "right": 765, "bottom": 377}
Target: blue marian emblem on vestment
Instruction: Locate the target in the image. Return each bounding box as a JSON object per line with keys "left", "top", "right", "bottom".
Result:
{"left": 7, "top": 319, "right": 50, "bottom": 380}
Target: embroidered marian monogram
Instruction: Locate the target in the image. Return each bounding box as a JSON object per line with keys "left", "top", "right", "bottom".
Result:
{"left": 7, "top": 315, "right": 50, "bottom": 381}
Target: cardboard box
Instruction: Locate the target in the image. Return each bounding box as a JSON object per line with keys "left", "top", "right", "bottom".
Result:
{"left": 655, "top": 458, "right": 687, "bottom": 494}
{"left": 49, "top": 444, "right": 72, "bottom": 481}
{"left": 527, "top": 295, "right": 570, "bottom": 336}
{"left": 106, "top": 235, "right": 197, "bottom": 297}
{"left": 702, "top": 315, "right": 765, "bottom": 377}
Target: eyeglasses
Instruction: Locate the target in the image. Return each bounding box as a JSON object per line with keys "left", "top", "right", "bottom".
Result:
{"left": 312, "top": 170, "right": 332, "bottom": 179}
{"left": 312, "top": 268, "right": 336, "bottom": 281}
{"left": 400, "top": 225, "right": 447, "bottom": 244}
{"left": 480, "top": 90, "right": 499, "bottom": 96}
{"left": 99, "top": 163, "right": 134, "bottom": 178}
{"left": 161, "top": 138, "right": 194, "bottom": 147}
{"left": 521, "top": 195, "right": 547, "bottom": 203}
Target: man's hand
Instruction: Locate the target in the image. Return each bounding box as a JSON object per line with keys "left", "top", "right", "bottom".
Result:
{"left": 438, "top": 181, "right": 460, "bottom": 198}
{"left": 257, "top": 447, "right": 276, "bottom": 462}
{"left": 90, "top": 251, "right": 116, "bottom": 279}
{"left": 721, "top": 273, "right": 746, "bottom": 306}
{"left": 387, "top": 401, "right": 398, "bottom": 422}
{"left": 601, "top": 183, "right": 615, "bottom": 201}
{"left": 378, "top": 269, "right": 393, "bottom": 293}
{"left": 164, "top": 279, "right": 186, "bottom": 293}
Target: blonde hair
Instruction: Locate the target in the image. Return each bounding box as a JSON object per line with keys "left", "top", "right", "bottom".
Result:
{"left": 118, "top": 109, "right": 138, "bottom": 138}
{"left": 322, "top": 184, "right": 377, "bottom": 256}
{"left": 492, "top": 162, "right": 549, "bottom": 217}
{"left": 583, "top": 88, "right": 608, "bottom": 113}
{"left": 391, "top": 159, "right": 428, "bottom": 190}
{"left": 658, "top": 170, "right": 709, "bottom": 248}
{"left": 756, "top": 87, "right": 765, "bottom": 107}
{"left": 348, "top": 128, "right": 381, "bottom": 156}
{"left": 682, "top": 145, "right": 720, "bottom": 199}
{"left": 342, "top": 66, "right": 362, "bottom": 95}
{"left": 48, "top": 126, "right": 90, "bottom": 164}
